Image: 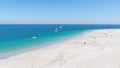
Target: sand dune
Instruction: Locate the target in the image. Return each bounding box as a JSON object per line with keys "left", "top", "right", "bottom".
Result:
{"left": 0, "top": 29, "right": 120, "bottom": 68}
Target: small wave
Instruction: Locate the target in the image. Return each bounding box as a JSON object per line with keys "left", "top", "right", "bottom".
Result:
{"left": 38, "top": 34, "right": 41, "bottom": 36}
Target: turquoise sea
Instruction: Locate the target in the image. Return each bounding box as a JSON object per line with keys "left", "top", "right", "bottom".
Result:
{"left": 0, "top": 24, "right": 120, "bottom": 59}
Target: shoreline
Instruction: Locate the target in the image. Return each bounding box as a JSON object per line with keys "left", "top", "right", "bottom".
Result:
{"left": 0, "top": 29, "right": 120, "bottom": 68}
{"left": 0, "top": 30, "right": 88, "bottom": 59}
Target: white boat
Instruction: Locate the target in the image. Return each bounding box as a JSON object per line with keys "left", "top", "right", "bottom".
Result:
{"left": 32, "top": 36, "right": 37, "bottom": 39}
{"left": 59, "top": 26, "right": 63, "bottom": 29}
{"left": 55, "top": 28, "right": 58, "bottom": 32}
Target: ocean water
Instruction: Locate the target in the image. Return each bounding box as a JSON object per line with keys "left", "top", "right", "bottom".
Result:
{"left": 0, "top": 24, "right": 120, "bottom": 58}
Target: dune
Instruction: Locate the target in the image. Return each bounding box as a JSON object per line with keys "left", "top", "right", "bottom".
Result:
{"left": 0, "top": 29, "right": 120, "bottom": 68}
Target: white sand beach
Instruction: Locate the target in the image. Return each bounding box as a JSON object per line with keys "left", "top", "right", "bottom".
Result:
{"left": 0, "top": 29, "right": 120, "bottom": 68}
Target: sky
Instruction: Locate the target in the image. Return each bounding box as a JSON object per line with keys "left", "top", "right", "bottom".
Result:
{"left": 0, "top": 0, "right": 120, "bottom": 24}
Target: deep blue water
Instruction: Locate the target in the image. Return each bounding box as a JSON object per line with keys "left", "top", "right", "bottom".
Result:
{"left": 0, "top": 24, "right": 120, "bottom": 58}
{"left": 0, "top": 24, "right": 120, "bottom": 41}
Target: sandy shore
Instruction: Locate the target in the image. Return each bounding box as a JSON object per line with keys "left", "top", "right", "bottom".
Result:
{"left": 0, "top": 29, "right": 120, "bottom": 68}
